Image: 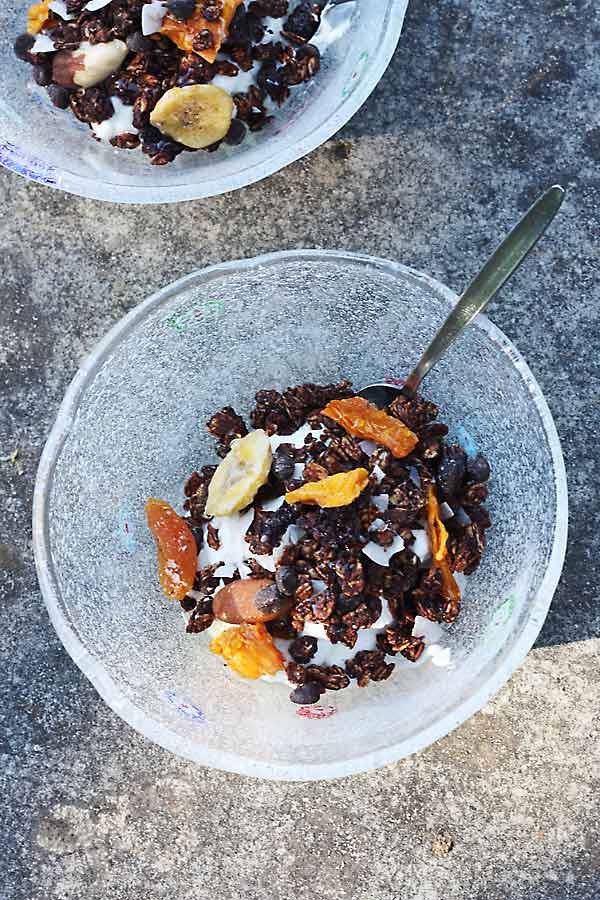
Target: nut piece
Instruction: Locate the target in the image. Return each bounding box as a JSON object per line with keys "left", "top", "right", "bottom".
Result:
{"left": 52, "top": 39, "right": 128, "bottom": 89}
{"left": 213, "top": 577, "right": 292, "bottom": 624}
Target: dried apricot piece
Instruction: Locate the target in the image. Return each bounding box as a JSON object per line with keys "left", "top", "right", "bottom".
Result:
{"left": 161, "top": 0, "right": 241, "bottom": 63}
{"left": 321, "top": 397, "right": 418, "bottom": 459}
{"left": 210, "top": 623, "right": 285, "bottom": 678}
{"left": 426, "top": 487, "right": 461, "bottom": 602}
{"left": 145, "top": 498, "right": 197, "bottom": 601}
{"left": 285, "top": 468, "right": 369, "bottom": 508}
{"left": 28, "top": 0, "right": 51, "bottom": 34}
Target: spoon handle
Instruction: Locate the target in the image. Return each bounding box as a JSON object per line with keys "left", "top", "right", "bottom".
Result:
{"left": 402, "top": 185, "right": 566, "bottom": 398}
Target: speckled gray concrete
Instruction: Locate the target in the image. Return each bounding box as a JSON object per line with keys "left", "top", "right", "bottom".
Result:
{"left": 1, "top": 1, "right": 599, "bottom": 898}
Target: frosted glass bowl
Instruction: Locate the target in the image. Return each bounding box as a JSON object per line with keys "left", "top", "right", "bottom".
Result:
{"left": 33, "top": 250, "right": 568, "bottom": 780}
{"left": 0, "top": 1, "right": 408, "bottom": 203}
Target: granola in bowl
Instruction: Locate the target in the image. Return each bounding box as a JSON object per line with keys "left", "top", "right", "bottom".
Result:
{"left": 14, "top": 0, "right": 327, "bottom": 165}
{"left": 146, "top": 380, "right": 492, "bottom": 705}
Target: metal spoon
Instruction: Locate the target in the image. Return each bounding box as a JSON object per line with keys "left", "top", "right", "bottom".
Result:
{"left": 359, "top": 185, "right": 566, "bottom": 408}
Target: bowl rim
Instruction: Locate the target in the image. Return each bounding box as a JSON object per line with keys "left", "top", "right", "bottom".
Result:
{"left": 1, "top": 2, "right": 408, "bottom": 204}
{"left": 33, "top": 249, "right": 569, "bottom": 780}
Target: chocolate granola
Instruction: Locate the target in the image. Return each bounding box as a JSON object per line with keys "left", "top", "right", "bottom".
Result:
{"left": 174, "top": 380, "right": 492, "bottom": 705}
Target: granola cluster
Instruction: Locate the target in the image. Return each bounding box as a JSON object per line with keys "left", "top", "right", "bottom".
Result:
{"left": 14, "top": 0, "right": 323, "bottom": 165}
{"left": 179, "top": 380, "right": 492, "bottom": 704}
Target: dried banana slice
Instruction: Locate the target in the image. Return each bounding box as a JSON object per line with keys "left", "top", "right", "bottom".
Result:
{"left": 205, "top": 429, "right": 272, "bottom": 517}
{"left": 150, "top": 84, "right": 234, "bottom": 149}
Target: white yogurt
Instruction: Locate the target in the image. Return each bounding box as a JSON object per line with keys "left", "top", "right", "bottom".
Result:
{"left": 212, "top": 63, "right": 259, "bottom": 96}
{"left": 198, "top": 507, "right": 255, "bottom": 577}
{"left": 92, "top": 97, "right": 138, "bottom": 142}
{"left": 303, "top": 620, "right": 379, "bottom": 668}
{"left": 269, "top": 423, "right": 323, "bottom": 452}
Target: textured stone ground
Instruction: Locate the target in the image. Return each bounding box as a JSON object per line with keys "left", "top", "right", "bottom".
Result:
{"left": 1, "top": 1, "right": 599, "bottom": 898}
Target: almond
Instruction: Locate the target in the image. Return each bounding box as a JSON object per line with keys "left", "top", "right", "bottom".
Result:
{"left": 213, "top": 578, "right": 292, "bottom": 624}
{"left": 52, "top": 39, "right": 128, "bottom": 88}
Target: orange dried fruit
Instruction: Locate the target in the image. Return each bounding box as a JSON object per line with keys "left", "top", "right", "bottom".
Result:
{"left": 321, "top": 397, "right": 418, "bottom": 459}
{"left": 161, "top": 0, "right": 241, "bottom": 63}
{"left": 285, "top": 467, "right": 369, "bottom": 508}
{"left": 145, "top": 497, "right": 197, "bottom": 601}
{"left": 28, "top": 0, "right": 51, "bottom": 34}
{"left": 426, "top": 486, "right": 461, "bottom": 602}
{"left": 209, "top": 623, "right": 285, "bottom": 678}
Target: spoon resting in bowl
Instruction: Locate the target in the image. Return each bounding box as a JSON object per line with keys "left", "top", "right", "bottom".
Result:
{"left": 359, "top": 185, "right": 566, "bottom": 408}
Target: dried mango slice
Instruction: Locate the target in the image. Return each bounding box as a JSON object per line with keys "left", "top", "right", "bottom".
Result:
{"left": 321, "top": 397, "right": 418, "bottom": 459}
{"left": 28, "top": 0, "right": 51, "bottom": 34}
{"left": 210, "top": 623, "right": 285, "bottom": 678}
{"left": 145, "top": 497, "right": 197, "bottom": 601}
{"left": 285, "top": 467, "right": 369, "bottom": 508}
{"left": 205, "top": 429, "right": 272, "bottom": 517}
{"left": 161, "top": 0, "right": 242, "bottom": 63}
{"left": 426, "top": 486, "right": 461, "bottom": 602}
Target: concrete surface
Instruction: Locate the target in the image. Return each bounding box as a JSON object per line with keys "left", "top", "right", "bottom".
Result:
{"left": 1, "top": 1, "right": 599, "bottom": 898}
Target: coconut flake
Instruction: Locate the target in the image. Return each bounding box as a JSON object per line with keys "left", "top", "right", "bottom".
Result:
{"left": 86, "top": 0, "right": 114, "bottom": 10}
{"left": 411, "top": 528, "right": 431, "bottom": 563}
{"left": 260, "top": 494, "right": 285, "bottom": 512}
{"left": 142, "top": 0, "right": 167, "bottom": 35}
{"left": 213, "top": 561, "right": 237, "bottom": 578}
{"left": 372, "top": 464, "right": 385, "bottom": 483}
{"left": 248, "top": 553, "right": 276, "bottom": 573}
{"left": 368, "top": 517, "right": 386, "bottom": 532}
{"left": 359, "top": 439, "right": 378, "bottom": 456}
{"left": 372, "top": 493, "right": 389, "bottom": 513}
{"left": 293, "top": 462, "right": 305, "bottom": 480}
{"left": 361, "top": 534, "right": 405, "bottom": 567}
{"left": 31, "top": 33, "right": 57, "bottom": 53}
{"left": 49, "top": 0, "right": 74, "bottom": 20}
{"left": 273, "top": 524, "right": 303, "bottom": 562}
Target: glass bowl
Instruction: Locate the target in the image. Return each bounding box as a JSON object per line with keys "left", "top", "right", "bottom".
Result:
{"left": 33, "top": 250, "right": 568, "bottom": 780}
{"left": 0, "top": 1, "right": 408, "bottom": 203}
